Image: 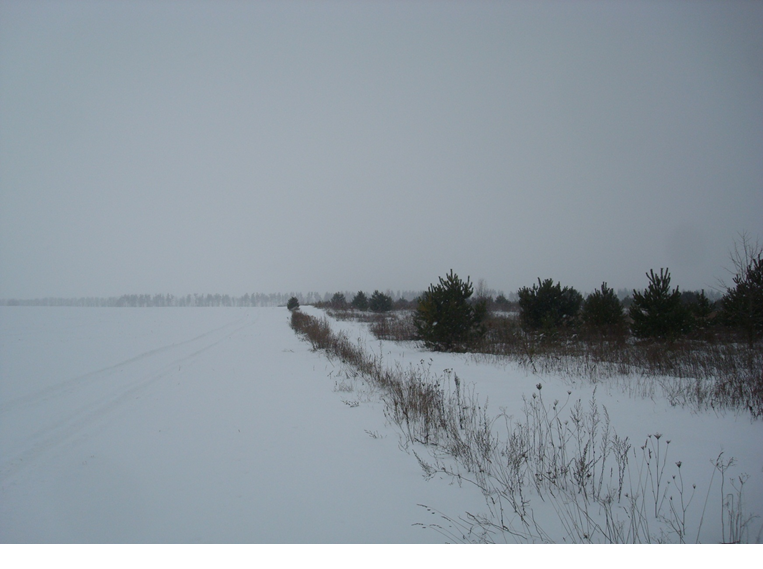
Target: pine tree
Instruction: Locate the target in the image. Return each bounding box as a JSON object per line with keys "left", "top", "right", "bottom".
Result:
{"left": 330, "top": 292, "right": 347, "bottom": 309}
{"left": 518, "top": 278, "right": 582, "bottom": 331}
{"left": 351, "top": 291, "right": 368, "bottom": 311}
{"left": 629, "top": 268, "right": 692, "bottom": 340}
{"left": 722, "top": 246, "right": 763, "bottom": 346}
{"left": 582, "top": 282, "right": 624, "bottom": 329}
{"left": 682, "top": 290, "right": 715, "bottom": 331}
{"left": 494, "top": 294, "right": 511, "bottom": 311}
{"left": 413, "top": 270, "right": 486, "bottom": 351}
{"left": 369, "top": 290, "right": 393, "bottom": 313}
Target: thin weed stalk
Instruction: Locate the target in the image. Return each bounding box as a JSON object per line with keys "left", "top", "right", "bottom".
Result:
{"left": 291, "top": 309, "right": 759, "bottom": 543}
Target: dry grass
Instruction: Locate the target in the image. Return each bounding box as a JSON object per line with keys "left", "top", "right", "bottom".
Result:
{"left": 330, "top": 308, "right": 763, "bottom": 417}
{"left": 290, "top": 308, "right": 760, "bottom": 543}
{"left": 464, "top": 315, "right": 763, "bottom": 417}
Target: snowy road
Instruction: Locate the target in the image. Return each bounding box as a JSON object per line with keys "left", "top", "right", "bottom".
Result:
{"left": 0, "top": 307, "right": 477, "bottom": 543}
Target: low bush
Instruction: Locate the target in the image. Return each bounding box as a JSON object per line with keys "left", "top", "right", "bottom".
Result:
{"left": 369, "top": 312, "right": 418, "bottom": 342}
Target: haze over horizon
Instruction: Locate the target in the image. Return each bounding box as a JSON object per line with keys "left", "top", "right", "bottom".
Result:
{"left": 1, "top": 1, "right": 761, "bottom": 300}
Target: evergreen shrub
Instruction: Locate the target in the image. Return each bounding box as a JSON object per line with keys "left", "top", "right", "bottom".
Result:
{"left": 582, "top": 282, "right": 624, "bottom": 330}
{"left": 518, "top": 278, "right": 582, "bottom": 331}
{"left": 413, "top": 270, "right": 486, "bottom": 351}
{"left": 629, "top": 268, "right": 692, "bottom": 340}
{"left": 369, "top": 290, "right": 393, "bottom": 313}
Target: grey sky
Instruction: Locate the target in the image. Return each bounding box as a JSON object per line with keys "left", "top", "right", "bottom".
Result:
{"left": 1, "top": 0, "right": 761, "bottom": 299}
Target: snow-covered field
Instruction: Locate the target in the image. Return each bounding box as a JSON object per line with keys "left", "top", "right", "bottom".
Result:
{"left": 0, "top": 306, "right": 482, "bottom": 543}
{"left": 1, "top": 306, "right": 761, "bottom": 545}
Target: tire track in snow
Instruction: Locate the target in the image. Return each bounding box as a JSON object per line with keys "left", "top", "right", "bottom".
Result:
{"left": 0, "top": 315, "right": 256, "bottom": 482}
{"left": 0, "top": 317, "right": 250, "bottom": 415}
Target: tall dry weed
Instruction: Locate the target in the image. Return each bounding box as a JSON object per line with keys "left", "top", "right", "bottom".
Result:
{"left": 290, "top": 309, "right": 760, "bottom": 543}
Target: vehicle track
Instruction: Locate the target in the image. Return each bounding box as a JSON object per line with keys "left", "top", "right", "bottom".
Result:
{"left": 0, "top": 315, "right": 255, "bottom": 482}
{"left": 0, "top": 317, "right": 250, "bottom": 415}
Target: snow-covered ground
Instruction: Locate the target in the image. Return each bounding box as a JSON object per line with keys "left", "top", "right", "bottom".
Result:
{"left": 306, "top": 306, "right": 763, "bottom": 544}
{"left": 0, "top": 306, "right": 481, "bottom": 543}
{"left": 1, "top": 306, "right": 761, "bottom": 545}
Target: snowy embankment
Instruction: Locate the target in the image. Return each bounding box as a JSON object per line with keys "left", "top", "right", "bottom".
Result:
{"left": 1, "top": 306, "right": 761, "bottom": 543}
{"left": 0, "top": 306, "right": 479, "bottom": 543}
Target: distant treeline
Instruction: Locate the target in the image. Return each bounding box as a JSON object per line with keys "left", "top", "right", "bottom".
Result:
{"left": 0, "top": 287, "right": 725, "bottom": 309}
{"left": 1, "top": 293, "right": 312, "bottom": 308}
{"left": 0, "top": 290, "right": 424, "bottom": 308}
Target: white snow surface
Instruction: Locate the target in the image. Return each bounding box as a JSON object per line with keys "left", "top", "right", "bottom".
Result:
{"left": 1, "top": 307, "right": 480, "bottom": 543}
{"left": 1, "top": 306, "right": 762, "bottom": 544}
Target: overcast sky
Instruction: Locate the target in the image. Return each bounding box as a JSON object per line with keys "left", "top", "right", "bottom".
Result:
{"left": 1, "top": 0, "right": 761, "bottom": 299}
